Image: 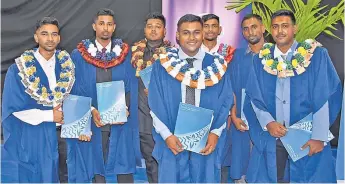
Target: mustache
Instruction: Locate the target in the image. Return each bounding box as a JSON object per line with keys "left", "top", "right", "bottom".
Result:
{"left": 276, "top": 34, "right": 286, "bottom": 37}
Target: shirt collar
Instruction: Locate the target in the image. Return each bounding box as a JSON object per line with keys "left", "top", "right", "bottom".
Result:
{"left": 95, "top": 39, "right": 112, "bottom": 53}
{"left": 245, "top": 45, "right": 254, "bottom": 54}
{"left": 201, "top": 42, "right": 220, "bottom": 53}
{"left": 274, "top": 40, "right": 297, "bottom": 58}
{"left": 178, "top": 48, "right": 205, "bottom": 60}
{"left": 34, "top": 48, "right": 56, "bottom": 65}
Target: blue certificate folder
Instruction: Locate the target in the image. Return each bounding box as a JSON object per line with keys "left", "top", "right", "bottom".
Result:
{"left": 96, "top": 81, "right": 127, "bottom": 125}
{"left": 280, "top": 113, "right": 334, "bottom": 162}
{"left": 139, "top": 65, "right": 153, "bottom": 89}
{"left": 174, "top": 103, "right": 214, "bottom": 153}
{"left": 61, "top": 94, "right": 92, "bottom": 138}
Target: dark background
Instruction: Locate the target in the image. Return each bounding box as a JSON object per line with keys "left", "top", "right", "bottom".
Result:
{"left": 1, "top": 0, "right": 344, "bottom": 146}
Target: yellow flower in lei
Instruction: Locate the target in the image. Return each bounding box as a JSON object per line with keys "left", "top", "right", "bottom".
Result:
{"left": 41, "top": 92, "right": 48, "bottom": 99}
{"left": 34, "top": 77, "right": 40, "bottom": 83}
{"left": 131, "top": 46, "right": 138, "bottom": 52}
{"left": 42, "top": 87, "right": 47, "bottom": 93}
{"left": 58, "top": 51, "right": 65, "bottom": 60}
{"left": 266, "top": 59, "right": 274, "bottom": 67}
{"left": 25, "top": 67, "right": 36, "bottom": 76}
{"left": 23, "top": 55, "right": 34, "bottom": 62}
{"left": 297, "top": 47, "right": 307, "bottom": 56}
{"left": 261, "top": 48, "right": 270, "bottom": 56}
{"left": 277, "top": 61, "right": 284, "bottom": 71}
{"left": 31, "top": 82, "right": 38, "bottom": 89}
{"left": 62, "top": 60, "right": 72, "bottom": 68}
{"left": 292, "top": 59, "right": 298, "bottom": 68}
{"left": 54, "top": 92, "right": 63, "bottom": 99}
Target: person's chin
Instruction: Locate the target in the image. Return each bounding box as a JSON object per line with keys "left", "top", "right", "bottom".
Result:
{"left": 100, "top": 36, "right": 111, "bottom": 40}
{"left": 43, "top": 46, "right": 56, "bottom": 52}
{"left": 205, "top": 37, "right": 216, "bottom": 41}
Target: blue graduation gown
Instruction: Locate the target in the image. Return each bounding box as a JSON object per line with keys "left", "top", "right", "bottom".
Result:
{"left": 224, "top": 48, "right": 251, "bottom": 179}
{"left": 148, "top": 53, "right": 234, "bottom": 183}
{"left": 1, "top": 57, "right": 61, "bottom": 183}
{"left": 243, "top": 46, "right": 342, "bottom": 183}
{"left": 336, "top": 83, "right": 344, "bottom": 180}
{"left": 66, "top": 48, "right": 141, "bottom": 182}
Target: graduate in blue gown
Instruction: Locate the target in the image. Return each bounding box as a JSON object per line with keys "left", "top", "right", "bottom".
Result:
{"left": 336, "top": 83, "right": 344, "bottom": 181}
{"left": 1, "top": 17, "right": 73, "bottom": 183}
{"left": 148, "top": 14, "right": 233, "bottom": 183}
{"left": 66, "top": 9, "right": 140, "bottom": 183}
{"left": 243, "top": 10, "right": 342, "bottom": 183}
{"left": 227, "top": 14, "right": 266, "bottom": 181}
{"left": 200, "top": 13, "right": 236, "bottom": 183}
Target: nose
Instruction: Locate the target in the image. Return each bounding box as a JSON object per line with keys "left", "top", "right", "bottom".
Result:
{"left": 278, "top": 26, "right": 283, "bottom": 34}
{"left": 103, "top": 24, "right": 109, "bottom": 31}
{"left": 249, "top": 28, "right": 254, "bottom": 35}
{"left": 47, "top": 34, "right": 53, "bottom": 41}
{"left": 190, "top": 33, "right": 196, "bottom": 41}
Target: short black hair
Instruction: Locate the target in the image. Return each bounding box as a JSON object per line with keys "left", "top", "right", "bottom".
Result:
{"left": 201, "top": 14, "right": 220, "bottom": 24}
{"left": 241, "top": 14, "right": 262, "bottom": 27}
{"left": 271, "top": 9, "right": 296, "bottom": 24}
{"left": 94, "top": 8, "right": 115, "bottom": 23}
{"left": 35, "top": 17, "right": 60, "bottom": 33}
{"left": 145, "top": 12, "right": 166, "bottom": 27}
{"left": 177, "top": 14, "right": 203, "bottom": 30}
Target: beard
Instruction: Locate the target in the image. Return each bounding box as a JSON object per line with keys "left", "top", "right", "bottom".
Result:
{"left": 41, "top": 43, "right": 56, "bottom": 52}
{"left": 204, "top": 36, "right": 217, "bottom": 42}
{"left": 247, "top": 36, "right": 261, "bottom": 45}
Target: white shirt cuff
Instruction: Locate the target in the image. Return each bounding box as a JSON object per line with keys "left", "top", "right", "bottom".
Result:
{"left": 211, "top": 122, "right": 227, "bottom": 137}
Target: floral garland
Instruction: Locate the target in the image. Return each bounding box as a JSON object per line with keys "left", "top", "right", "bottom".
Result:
{"left": 259, "top": 39, "right": 322, "bottom": 78}
{"left": 131, "top": 39, "right": 171, "bottom": 77}
{"left": 159, "top": 47, "right": 230, "bottom": 89}
{"left": 217, "top": 43, "right": 236, "bottom": 62}
{"left": 15, "top": 49, "right": 75, "bottom": 106}
{"left": 77, "top": 39, "right": 129, "bottom": 69}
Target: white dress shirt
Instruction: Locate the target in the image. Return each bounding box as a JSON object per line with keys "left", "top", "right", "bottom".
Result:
{"left": 13, "top": 49, "right": 57, "bottom": 125}
{"left": 90, "top": 40, "right": 112, "bottom": 112}
{"left": 151, "top": 48, "right": 227, "bottom": 140}
{"left": 201, "top": 42, "right": 220, "bottom": 54}
{"left": 95, "top": 39, "right": 112, "bottom": 53}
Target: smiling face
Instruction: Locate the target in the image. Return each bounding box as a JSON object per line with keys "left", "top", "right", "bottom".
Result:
{"left": 242, "top": 17, "right": 265, "bottom": 45}
{"left": 93, "top": 15, "right": 116, "bottom": 41}
{"left": 271, "top": 16, "right": 297, "bottom": 48}
{"left": 34, "top": 24, "right": 60, "bottom": 52}
{"left": 176, "top": 21, "right": 203, "bottom": 56}
{"left": 203, "top": 18, "right": 221, "bottom": 41}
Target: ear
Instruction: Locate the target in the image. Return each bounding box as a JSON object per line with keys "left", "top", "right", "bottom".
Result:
{"left": 219, "top": 26, "right": 223, "bottom": 35}
{"left": 34, "top": 34, "right": 39, "bottom": 43}
{"left": 293, "top": 24, "right": 298, "bottom": 35}
{"left": 56, "top": 35, "right": 61, "bottom": 45}
{"left": 164, "top": 28, "right": 167, "bottom": 37}
{"left": 176, "top": 31, "right": 180, "bottom": 41}
{"left": 92, "top": 23, "right": 96, "bottom": 31}
{"left": 113, "top": 24, "right": 116, "bottom": 32}
{"left": 261, "top": 23, "right": 266, "bottom": 34}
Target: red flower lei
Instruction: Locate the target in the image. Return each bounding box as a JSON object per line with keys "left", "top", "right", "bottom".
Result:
{"left": 217, "top": 43, "right": 236, "bottom": 63}
{"left": 77, "top": 40, "right": 129, "bottom": 69}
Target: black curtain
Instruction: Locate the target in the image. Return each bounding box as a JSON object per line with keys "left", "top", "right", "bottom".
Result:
{"left": 1, "top": 0, "right": 162, "bottom": 86}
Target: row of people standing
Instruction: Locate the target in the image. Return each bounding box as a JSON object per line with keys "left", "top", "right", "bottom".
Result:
{"left": 1, "top": 7, "right": 342, "bottom": 183}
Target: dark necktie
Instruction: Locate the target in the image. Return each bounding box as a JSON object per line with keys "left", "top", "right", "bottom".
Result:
{"left": 185, "top": 58, "right": 196, "bottom": 105}
{"left": 101, "top": 47, "right": 107, "bottom": 54}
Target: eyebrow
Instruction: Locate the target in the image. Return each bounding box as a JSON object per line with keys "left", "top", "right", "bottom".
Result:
{"left": 40, "top": 31, "right": 59, "bottom": 34}
{"left": 204, "top": 23, "right": 219, "bottom": 26}
{"left": 147, "top": 23, "right": 163, "bottom": 26}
